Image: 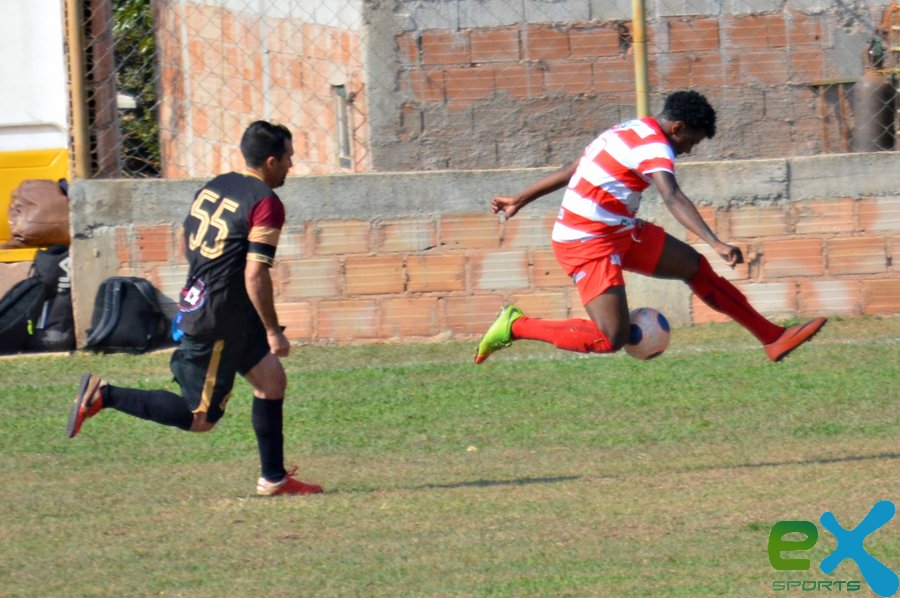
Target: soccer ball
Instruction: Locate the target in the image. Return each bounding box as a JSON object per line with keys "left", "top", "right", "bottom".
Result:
{"left": 624, "top": 307, "right": 671, "bottom": 360}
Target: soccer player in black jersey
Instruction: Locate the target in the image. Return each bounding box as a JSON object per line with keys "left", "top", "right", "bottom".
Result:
{"left": 67, "top": 121, "right": 322, "bottom": 496}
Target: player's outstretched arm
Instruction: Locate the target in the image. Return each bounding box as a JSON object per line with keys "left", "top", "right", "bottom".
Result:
{"left": 651, "top": 171, "right": 743, "bottom": 268}
{"left": 491, "top": 159, "right": 578, "bottom": 219}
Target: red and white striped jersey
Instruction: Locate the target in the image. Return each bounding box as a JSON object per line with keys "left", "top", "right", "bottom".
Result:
{"left": 552, "top": 117, "right": 675, "bottom": 242}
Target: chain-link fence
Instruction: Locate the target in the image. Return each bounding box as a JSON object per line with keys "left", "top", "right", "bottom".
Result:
{"left": 69, "top": 0, "right": 899, "bottom": 179}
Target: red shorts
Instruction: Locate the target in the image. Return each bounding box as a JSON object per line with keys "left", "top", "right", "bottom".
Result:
{"left": 552, "top": 220, "right": 667, "bottom": 305}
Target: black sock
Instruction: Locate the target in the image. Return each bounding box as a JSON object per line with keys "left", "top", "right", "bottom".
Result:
{"left": 252, "top": 397, "right": 285, "bottom": 482}
{"left": 103, "top": 385, "right": 194, "bottom": 431}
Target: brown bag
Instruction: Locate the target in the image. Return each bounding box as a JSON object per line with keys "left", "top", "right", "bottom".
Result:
{"left": 6, "top": 179, "right": 70, "bottom": 247}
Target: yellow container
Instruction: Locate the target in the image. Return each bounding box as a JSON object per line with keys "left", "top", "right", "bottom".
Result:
{"left": 0, "top": 147, "right": 70, "bottom": 262}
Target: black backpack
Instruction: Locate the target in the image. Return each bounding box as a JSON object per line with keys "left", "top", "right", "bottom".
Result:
{"left": 85, "top": 276, "right": 171, "bottom": 353}
{"left": 0, "top": 244, "right": 74, "bottom": 354}
{"left": 0, "top": 277, "right": 47, "bottom": 354}
{"left": 27, "top": 244, "right": 75, "bottom": 352}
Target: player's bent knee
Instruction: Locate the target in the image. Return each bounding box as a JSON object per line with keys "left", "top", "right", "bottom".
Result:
{"left": 190, "top": 414, "right": 217, "bottom": 433}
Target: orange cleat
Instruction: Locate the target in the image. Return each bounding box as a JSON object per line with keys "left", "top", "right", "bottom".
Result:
{"left": 67, "top": 373, "right": 105, "bottom": 438}
{"left": 256, "top": 467, "right": 323, "bottom": 496}
{"left": 764, "top": 317, "right": 828, "bottom": 363}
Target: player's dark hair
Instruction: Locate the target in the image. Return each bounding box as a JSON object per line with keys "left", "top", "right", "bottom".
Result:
{"left": 662, "top": 91, "right": 717, "bottom": 138}
{"left": 240, "top": 121, "right": 292, "bottom": 167}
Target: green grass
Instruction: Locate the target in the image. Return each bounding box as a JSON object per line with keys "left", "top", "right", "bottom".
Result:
{"left": 1, "top": 317, "right": 898, "bottom": 597}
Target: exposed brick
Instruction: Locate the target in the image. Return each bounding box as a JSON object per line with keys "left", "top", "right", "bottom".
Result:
{"left": 317, "top": 300, "right": 379, "bottom": 340}
{"left": 277, "top": 226, "right": 307, "bottom": 260}
{"left": 793, "top": 199, "right": 854, "bottom": 235}
{"left": 445, "top": 67, "right": 496, "bottom": 101}
{"left": 862, "top": 279, "right": 900, "bottom": 315}
{"left": 502, "top": 215, "right": 553, "bottom": 248}
{"left": 721, "top": 14, "right": 786, "bottom": 50}
{"left": 692, "top": 295, "right": 732, "bottom": 324}
{"left": 827, "top": 237, "right": 887, "bottom": 276}
{"left": 421, "top": 30, "right": 470, "bottom": 65}
{"left": 890, "top": 235, "right": 900, "bottom": 272}
{"left": 314, "top": 220, "right": 371, "bottom": 255}
{"left": 470, "top": 250, "right": 529, "bottom": 290}
{"left": 508, "top": 291, "right": 570, "bottom": 319}
{"left": 691, "top": 242, "right": 750, "bottom": 281}
{"left": 738, "top": 281, "right": 797, "bottom": 318}
{"left": 544, "top": 62, "right": 594, "bottom": 95}
{"left": 789, "top": 48, "right": 825, "bottom": 83}
{"left": 569, "top": 27, "right": 620, "bottom": 59}
{"left": 444, "top": 294, "right": 505, "bottom": 334}
{"left": 395, "top": 33, "right": 418, "bottom": 65}
{"left": 739, "top": 50, "right": 789, "bottom": 85}
{"left": 730, "top": 206, "right": 791, "bottom": 238}
{"left": 172, "top": 226, "right": 188, "bottom": 263}
{"left": 656, "top": 53, "right": 692, "bottom": 89}
{"left": 668, "top": 18, "right": 719, "bottom": 53}
{"left": 381, "top": 297, "right": 440, "bottom": 338}
{"left": 408, "top": 70, "right": 445, "bottom": 103}
{"left": 407, "top": 254, "right": 466, "bottom": 292}
{"left": 686, "top": 206, "right": 716, "bottom": 244}
{"left": 786, "top": 11, "right": 824, "bottom": 47}
{"left": 532, "top": 250, "right": 572, "bottom": 288}
{"left": 116, "top": 228, "right": 132, "bottom": 265}
{"left": 495, "top": 64, "right": 544, "bottom": 99}
{"left": 523, "top": 26, "right": 569, "bottom": 61}
{"left": 690, "top": 53, "right": 723, "bottom": 87}
{"left": 281, "top": 257, "right": 341, "bottom": 298}
{"left": 440, "top": 214, "right": 500, "bottom": 250}
{"left": 275, "top": 301, "right": 313, "bottom": 340}
{"left": 858, "top": 196, "right": 900, "bottom": 232}
{"left": 470, "top": 29, "right": 519, "bottom": 63}
{"left": 345, "top": 255, "right": 405, "bottom": 295}
{"left": 376, "top": 218, "right": 437, "bottom": 253}
{"left": 135, "top": 225, "right": 172, "bottom": 263}
{"left": 143, "top": 268, "right": 167, "bottom": 291}
{"left": 761, "top": 239, "right": 825, "bottom": 278}
{"left": 593, "top": 57, "right": 635, "bottom": 93}
{"left": 155, "top": 264, "right": 189, "bottom": 299}
{"left": 798, "top": 279, "right": 861, "bottom": 317}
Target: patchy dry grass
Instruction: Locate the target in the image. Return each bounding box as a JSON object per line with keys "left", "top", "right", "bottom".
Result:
{"left": 1, "top": 317, "right": 898, "bottom": 597}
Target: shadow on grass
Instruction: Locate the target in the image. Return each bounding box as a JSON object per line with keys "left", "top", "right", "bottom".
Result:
{"left": 328, "top": 475, "right": 585, "bottom": 495}
{"left": 416, "top": 474, "right": 583, "bottom": 491}
{"left": 247, "top": 454, "right": 900, "bottom": 498}
{"left": 683, "top": 451, "right": 900, "bottom": 474}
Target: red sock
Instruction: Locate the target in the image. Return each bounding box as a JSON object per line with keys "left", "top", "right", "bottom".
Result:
{"left": 688, "top": 256, "right": 783, "bottom": 344}
{"left": 511, "top": 317, "right": 615, "bottom": 353}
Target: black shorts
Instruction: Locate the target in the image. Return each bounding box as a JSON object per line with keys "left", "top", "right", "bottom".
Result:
{"left": 169, "top": 313, "right": 269, "bottom": 423}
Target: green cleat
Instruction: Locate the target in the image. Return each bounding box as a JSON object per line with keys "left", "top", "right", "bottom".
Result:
{"left": 474, "top": 305, "right": 524, "bottom": 364}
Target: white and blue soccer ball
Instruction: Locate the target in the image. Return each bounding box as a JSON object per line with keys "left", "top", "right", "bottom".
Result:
{"left": 624, "top": 307, "right": 671, "bottom": 360}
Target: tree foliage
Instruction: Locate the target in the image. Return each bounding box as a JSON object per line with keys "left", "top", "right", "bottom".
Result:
{"left": 113, "top": 0, "right": 159, "bottom": 177}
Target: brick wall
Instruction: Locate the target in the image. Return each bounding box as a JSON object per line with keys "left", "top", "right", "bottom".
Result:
{"left": 68, "top": 155, "right": 900, "bottom": 346}
{"left": 384, "top": 4, "right": 890, "bottom": 170}
{"left": 153, "top": 2, "right": 895, "bottom": 177}
{"left": 688, "top": 197, "right": 900, "bottom": 323}
{"left": 155, "top": 0, "right": 368, "bottom": 178}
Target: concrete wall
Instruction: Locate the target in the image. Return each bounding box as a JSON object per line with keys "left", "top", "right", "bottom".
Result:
{"left": 368, "top": 0, "right": 895, "bottom": 170}
{"left": 68, "top": 152, "right": 900, "bottom": 346}
{"left": 152, "top": 1, "right": 896, "bottom": 178}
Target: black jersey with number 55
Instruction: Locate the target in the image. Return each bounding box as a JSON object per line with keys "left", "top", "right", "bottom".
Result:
{"left": 176, "top": 171, "right": 285, "bottom": 338}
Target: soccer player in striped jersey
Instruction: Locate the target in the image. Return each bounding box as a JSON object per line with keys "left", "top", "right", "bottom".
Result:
{"left": 67, "top": 121, "right": 323, "bottom": 496}
{"left": 475, "top": 91, "right": 826, "bottom": 364}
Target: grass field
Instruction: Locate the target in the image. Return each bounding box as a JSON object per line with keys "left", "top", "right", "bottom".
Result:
{"left": 1, "top": 317, "right": 898, "bottom": 597}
